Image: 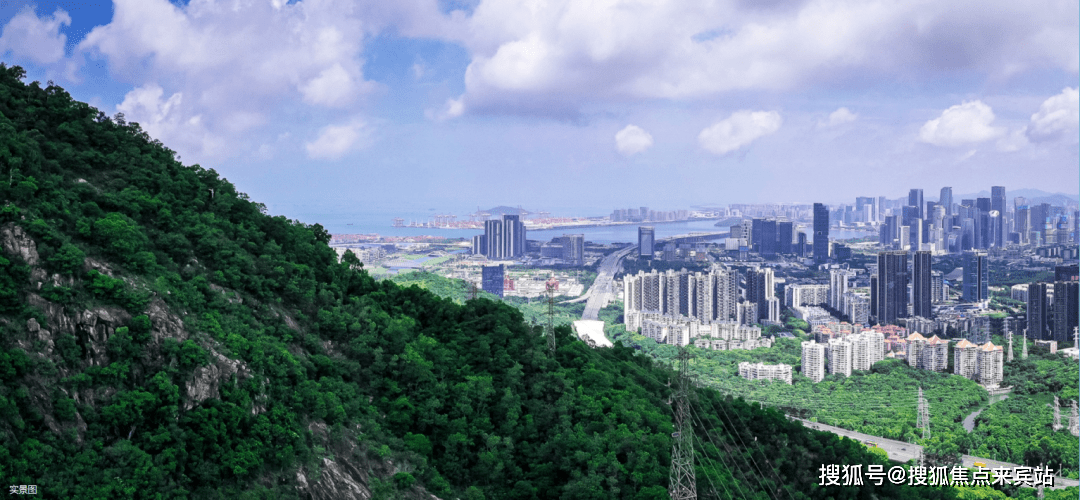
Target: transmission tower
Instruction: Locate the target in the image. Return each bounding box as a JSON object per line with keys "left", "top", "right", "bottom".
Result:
{"left": 1007, "top": 332, "right": 1014, "bottom": 362}
{"left": 1053, "top": 396, "right": 1063, "bottom": 431}
{"left": 916, "top": 387, "right": 930, "bottom": 441}
{"left": 469, "top": 282, "right": 478, "bottom": 301}
{"left": 545, "top": 278, "right": 558, "bottom": 355}
{"left": 1022, "top": 335, "right": 1028, "bottom": 359}
{"left": 1070, "top": 400, "right": 1079, "bottom": 437}
{"left": 668, "top": 349, "right": 698, "bottom": 500}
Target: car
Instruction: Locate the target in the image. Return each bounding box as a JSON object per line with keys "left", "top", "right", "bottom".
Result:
{"left": 901, "top": 447, "right": 906, "bottom": 450}
{"left": 973, "top": 462, "right": 987, "bottom": 468}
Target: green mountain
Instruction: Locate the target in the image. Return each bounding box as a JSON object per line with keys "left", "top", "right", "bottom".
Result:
{"left": 0, "top": 63, "right": 970, "bottom": 499}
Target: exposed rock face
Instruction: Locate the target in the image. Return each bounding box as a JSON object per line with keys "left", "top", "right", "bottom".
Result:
{"left": 184, "top": 349, "right": 251, "bottom": 410}
{"left": 302, "top": 458, "right": 372, "bottom": 500}
{"left": 1, "top": 223, "right": 39, "bottom": 266}
{"left": 145, "top": 299, "right": 186, "bottom": 343}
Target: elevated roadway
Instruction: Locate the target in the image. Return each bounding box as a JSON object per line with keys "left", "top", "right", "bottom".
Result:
{"left": 582, "top": 245, "right": 637, "bottom": 320}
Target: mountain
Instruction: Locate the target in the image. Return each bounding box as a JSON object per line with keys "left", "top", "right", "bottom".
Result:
{"left": 0, "top": 64, "right": 970, "bottom": 499}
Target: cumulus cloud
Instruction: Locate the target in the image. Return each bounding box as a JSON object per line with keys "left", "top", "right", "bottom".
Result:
{"left": 819, "top": 107, "right": 858, "bottom": 127}
{"left": 74, "top": 0, "right": 447, "bottom": 162}
{"left": 1027, "top": 87, "right": 1079, "bottom": 142}
{"left": 0, "top": 7, "right": 70, "bottom": 65}
{"left": 614, "top": 125, "right": 653, "bottom": 156}
{"left": 919, "top": 101, "right": 1004, "bottom": 147}
{"left": 305, "top": 120, "right": 371, "bottom": 160}
{"left": 116, "top": 84, "right": 225, "bottom": 160}
{"left": 454, "top": 0, "right": 1079, "bottom": 115}
{"left": 698, "top": 111, "right": 782, "bottom": 155}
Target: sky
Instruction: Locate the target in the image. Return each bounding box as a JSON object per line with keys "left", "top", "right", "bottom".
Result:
{"left": 1, "top": 0, "right": 1078, "bottom": 219}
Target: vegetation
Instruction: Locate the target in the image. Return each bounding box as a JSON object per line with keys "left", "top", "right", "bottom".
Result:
{"left": 3, "top": 63, "right": 1073, "bottom": 498}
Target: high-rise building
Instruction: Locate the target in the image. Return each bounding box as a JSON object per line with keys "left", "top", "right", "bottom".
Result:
{"left": 829, "top": 269, "right": 853, "bottom": 312}
{"left": 909, "top": 189, "right": 925, "bottom": 219}
{"left": 1055, "top": 264, "right": 1078, "bottom": 282}
{"left": 912, "top": 251, "right": 933, "bottom": 318}
{"left": 1027, "top": 282, "right": 1051, "bottom": 340}
{"left": 801, "top": 341, "right": 826, "bottom": 382}
{"left": 953, "top": 339, "right": 979, "bottom": 380}
{"left": 828, "top": 338, "right": 853, "bottom": 377}
{"left": 777, "top": 220, "right": 793, "bottom": 255}
{"left": 471, "top": 234, "right": 487, "bottom": 255}
{"left": 940, "top": 187, "right": 953, "bottom": 216}
{"left": 906, "top": 333, "right": 948, "bottom": 371}
{"left": 813, "top": 203, "right": 829, "bottom": 262}
{"left": 556, "top": 234, "right": 585, "bottom": 265}
{"left": 931, "top": 271, "right": 945, "bottom": 303}
{"left": 849, "top": 330, "right": 884, "bottom": 371}
{"left": 481, "top": 265, "right": 505, "bottom": 297}
{"left": 760, "top": 219, "right": 778, "bottom": 256}
{"left": 638, "top": 226, "right": 654, "bottom": 258}
{"left": 1030, "top": 203, "right": 1051, "bottom": 244}
{"left": 1015, "top": 205, "right": 1030, "bottom": 244}
{"left": 962, "top": 251, "right": 988, "bottom": 303}
{"left": 1053, "top": 281, "right": 1079, "bottom": 343}
{"left": 876, "top": 251, "right": 909, "bottom": 325}
{"left": 483, "top": 215, "right": 526, "bottom": 259}
{"left": 991, "top": 186, "right": 1006, "bottom": 247}
{"left": 746, "top": 267, "right": 778, "bottom": 323}
{"left": 881, "top": 215, "right": 900, "bottom": 248}
{"left": 977, "top": 342, "right": 1004, "bottom": 387}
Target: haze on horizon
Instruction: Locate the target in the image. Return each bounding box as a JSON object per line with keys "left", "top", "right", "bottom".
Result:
{"left": 1, "top": 0, "right": 1077, "bottom": 220}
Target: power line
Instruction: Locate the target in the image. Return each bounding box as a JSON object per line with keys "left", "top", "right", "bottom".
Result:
{"left": 668, "top": 349, "right": 698, "bottom": 500}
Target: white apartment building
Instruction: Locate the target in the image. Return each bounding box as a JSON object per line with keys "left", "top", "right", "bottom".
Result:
{"left": 786, "top": 284, "right": 829, "bottom": 308}
{"left": 828, "top": 338, "right": 853, "bottom": 377}
{"left": 801, "top": 340, "right": 827, "bottom": 383}
{"left": 849, "top": 330, "right": 885, "bottom": 371}
{"left": 738, "top": 362, "right": 793, "bottom": 385}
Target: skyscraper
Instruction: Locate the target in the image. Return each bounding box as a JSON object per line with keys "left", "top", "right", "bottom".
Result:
{"left": 909, "top": 189, "right": 925, "bottom": 219}
{"left": 939, "top": 187, "right": 953, "bottom": 216}
{"left": 991, "top": 186, "right": 1006, "bottom": 247}
{"left": 484, "top": 214, "right": 526, "bottom": 259}
{"left": 813, "top": 203, "right": 829, "bottom": 262}
{"left": 777, "top": 220, "right": 793, "bottom": 255}
{"left": 761, "top": 219, "right": 778, "bottom": 256}
{"left": 876, "top": 251, "right": 909, "bottom": 326}
{"left": 913, "top": 250, "right": 933, "bottom": 318}
{"left": 1053, "top": 281, "right": 1079, "bottom": 343}
{"left": 1015, "top": 205, "right": 1030, "bottom": 244}
{"left": 638, "top": 226, "right": 654, "bottom": 258}
{"left": 801, "top": 341, "right": 826, "bottom": 383}
{"left": 481, "top": 265, "right": 505, "bottom": 297}
{"left": 1027, "top": 282, "right": 1051, "bottom": 340}
{"left": 962, "top": 251, "right": 988, "bottom": 303}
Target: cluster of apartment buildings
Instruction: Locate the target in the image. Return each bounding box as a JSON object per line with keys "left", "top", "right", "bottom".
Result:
{"left": 952, "top": 338, "right": 1004, "bottom": 387}
{"left": 799, "top": 330, "right": 885, "bottom": 382}
{"left": 738, "top": 362, "right": 793, "bottom": 385}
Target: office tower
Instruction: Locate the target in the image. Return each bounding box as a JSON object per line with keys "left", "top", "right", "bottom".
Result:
{"left": 777, "top": 221, "right": 793, "bottom": 255}
{"left": 913, "top": 251, "right": 933, "bottom": 318}
{"left": 876, "top": 251, "right": 909, "bottom": 325}
{"left": 638, "top": 226, "right": 655, "bottom": 258}
{"left": 909, "top": 189, "right": 925, "bottom": 219}
{"left": 962, "top": 251, "right": 988, "bottom": 303}
{"left": 881, "top": 215, "right": 900, "bottom": 248}
{"left": 484, "top": 215, "right": 526, "bottom": 259}
{"left": 746, "top": 267, "right": 777, "bottom": 323}
{"left": 856, "top": 196, "right": 876, "bottom": 222}
{"left": 876, "top": 196, "right": 887, "bottom": 222}
{"left": 976, "top": 198, "right": 991, "bottom": 212}
{"left": 760, "top": 219, "right": 778, "bottom": 256}
{"left": 988, "top": 210, "right": 1001, "bottom": 248}
{"left": 991, "top": 186, "right": 1006, "bottom": 247}
{"left": 1053, "top": 281, "right": 1079, "bottom": 343}
{"left": 1056, "top": 264, "right": 1079, "bottom": 282}
{"left": 940, "top": 187, "right": 953, "bottom": 216}
{"left": 801, "top": 341, "right": 826, "bottom": 382}
{"left": 472, "top": 234, "right": 487, "bottom": 255}
{"left": 797, "top": 232, "right": 808, "bottom": 257}
{"left": 828, "top": 338, "right": 853, "bottom": 377}
{"left": 751, "top": 218, "right": 765, "bottom": 252}
{"left": 1027, "top": 282, "right": 1051, "bottom": 340}
{"left": 557, "top": 234, "right": 584, "bottom": 266}
{"left": 869, "top": 274, "right": 878, "bottom": 317}
{"left": 813, "top": 203, "right": 829, "bottom": 262}
{"left": 481, "top": 265, "right": 505, "bottom": 297}
{"left": 909, "top": 219, "right": 922, "bottom": 250}
{"left": 1030, "top": 203, "right": 1050, "bottom": 244}
{"left": 1015, "top": 205, "right": 1030, "bottom": 244}
{"left": 902, "top": 205, "right": 920, "bottom": 227}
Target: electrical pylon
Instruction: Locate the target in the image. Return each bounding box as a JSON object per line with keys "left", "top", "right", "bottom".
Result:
{"left": 1022, "top": 335, "right": 1028, "bottom": 359}
{"left": 545, "top": 278, "right": 558, "bottom": 355}
{"left": 1070, "top": 400, "right": 1079, "bottom": 437}
{"left": 916, "top": 387, "right": 930, "bottom": 440}
{"left": 668, "top": 349, "right": 698, "bottom": 500}
{"left": 1007, "top": 332, "right": 1014, "bottom": 362}
{"left": 1053, "top": 396, "right": 1062, "bottom": 431}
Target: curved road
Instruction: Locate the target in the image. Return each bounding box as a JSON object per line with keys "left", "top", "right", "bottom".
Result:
{"left": 582, "top": 245, "right": 637, "bottom": 320}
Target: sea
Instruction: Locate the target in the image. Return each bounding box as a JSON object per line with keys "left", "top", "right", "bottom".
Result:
{"left": 272, "top": 202, "right": 873, "bottom": 245}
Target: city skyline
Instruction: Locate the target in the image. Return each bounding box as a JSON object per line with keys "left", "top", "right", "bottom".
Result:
{"left": 0, "top": 0, "right": 1076, "bottom": 221}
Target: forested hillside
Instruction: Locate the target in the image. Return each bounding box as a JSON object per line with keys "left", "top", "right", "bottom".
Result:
{"left": 0, "top": 63, "right": 971, "bottom": 499}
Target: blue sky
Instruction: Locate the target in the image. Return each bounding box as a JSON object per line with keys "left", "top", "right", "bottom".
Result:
{"left": 1, "top": 0, "right": 1077, "bottom": 219}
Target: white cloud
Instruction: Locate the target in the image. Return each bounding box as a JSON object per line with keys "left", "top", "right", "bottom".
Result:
{"left": 426, "top": 97, "right": 466, "bottom": 122}
{"left": 614, "top": 125, "right": 653, "bottom": 156}
{"left": 454, "top": 0, "right": 1079, "bottom": 115}
{"left": 1027, "top": 87, "right": 1079, "bottom": 142}
{"left": 0, "top": 7, "right": 70, "bottom": 65}
{"left": 820, "top": 107, "right": 858, "bottom": 127}
{"left": 919, "top": 101, "right": 1004, "bottom": 147}
{"left": 74, "top": 0, "right": 442, "bottom": 162}
{"left": 116, "top": 84, "right": 226, "bottom": 159}
{"left": 306, "top": 120, "right": 371, "bottom": 160}
{"left": 698, "top": 110, "right": 782, "bottom": 155}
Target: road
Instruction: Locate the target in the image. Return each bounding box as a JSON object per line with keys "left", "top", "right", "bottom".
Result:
{"left": 582, "top": 245, "right": 637, "bottom": 320}
{"left": 793, "top": 417, "right": 1078, "bottom": 489}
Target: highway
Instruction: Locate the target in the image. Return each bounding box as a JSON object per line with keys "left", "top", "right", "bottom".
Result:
{"left": 582, "top": 245, "right": 637, "bottom": 320}
{"left": 793, "top": 417, "right": 1078, "bottom": 489}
